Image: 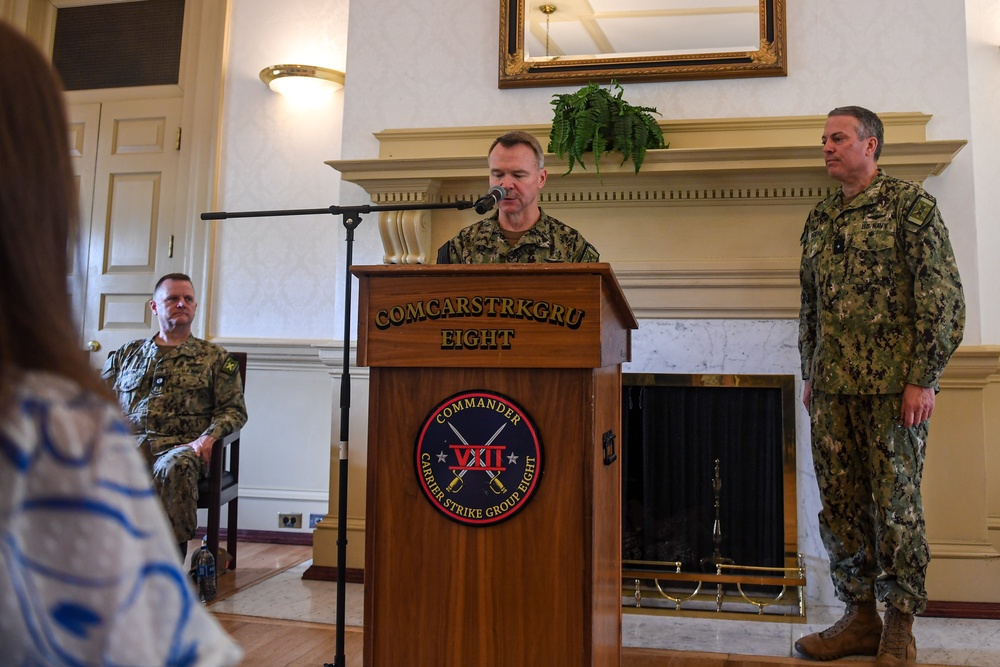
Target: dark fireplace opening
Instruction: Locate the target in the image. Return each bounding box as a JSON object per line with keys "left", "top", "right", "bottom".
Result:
{"left": 621, "top": 374, "right": 797, "bottom": 575}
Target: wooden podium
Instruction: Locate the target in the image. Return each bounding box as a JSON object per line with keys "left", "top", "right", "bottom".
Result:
{"left": 352, "top": 263, "right": 637, "bottom": 666}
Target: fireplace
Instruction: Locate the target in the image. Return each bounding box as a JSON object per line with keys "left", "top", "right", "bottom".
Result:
{"left": 325, "top": 117, "right": 962, "bottom": 608}
{"left": 620, "top": 373, "right": 802, "bottom": 617}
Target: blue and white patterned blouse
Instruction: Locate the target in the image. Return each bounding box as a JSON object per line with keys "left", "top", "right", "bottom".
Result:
{"left": 1, "top": 371, "right": 242, "bottom": 666}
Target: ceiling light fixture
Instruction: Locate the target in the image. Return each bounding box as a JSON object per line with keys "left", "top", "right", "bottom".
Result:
{"left": 540, "top": 4, "right": 557, "bottom": 57}
{"left": 259, "top": 64, "right": 345, "bottom": 105}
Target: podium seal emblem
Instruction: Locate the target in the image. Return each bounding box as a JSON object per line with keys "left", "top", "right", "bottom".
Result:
{"left": 415, "top": 390, "right": 543, "bottom": 526}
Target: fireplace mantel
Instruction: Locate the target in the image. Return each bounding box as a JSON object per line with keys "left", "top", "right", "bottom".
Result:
{"left": 328, "top": 115, "right": 965, "bottom": 319}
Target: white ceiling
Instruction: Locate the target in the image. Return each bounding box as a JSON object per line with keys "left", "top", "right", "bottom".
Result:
{"left": 525, "top": 0, "right": 761, "bottom": 60}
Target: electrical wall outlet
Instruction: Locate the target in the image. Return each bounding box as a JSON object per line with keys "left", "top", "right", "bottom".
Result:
{"left": 308, "top": 513, "right": 324, "bottom": 529}
{"left": 278, "top": 513, "right": 302, "bottom": 529}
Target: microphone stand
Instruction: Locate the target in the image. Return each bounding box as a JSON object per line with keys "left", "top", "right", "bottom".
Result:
{"left": 201, "top": 199, "right": 474, "bottom": 667}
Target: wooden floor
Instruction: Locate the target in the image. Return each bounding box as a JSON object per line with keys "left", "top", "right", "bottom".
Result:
{"left": 206, "top": 542, "right": 950, "bottom": 667}
{"left": 195, "top": 540, "right": 362, "bottom": 666}
{"left": 213, "top": 614, "right": 363, "bottom": 666}
{"left": 184, "top": 539, "right": 313, "bottom": 604}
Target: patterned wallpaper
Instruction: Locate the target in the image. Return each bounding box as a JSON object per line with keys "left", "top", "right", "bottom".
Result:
{"left": 211, "top": 0, "right": 999, "bottom": 343}
{"left": 211, "top": 0, "right": 349, "bottom": 339}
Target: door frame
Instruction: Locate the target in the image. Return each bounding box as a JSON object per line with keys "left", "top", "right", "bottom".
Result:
{"left": 5, "top": 0, "right": 231, "bottom": 339}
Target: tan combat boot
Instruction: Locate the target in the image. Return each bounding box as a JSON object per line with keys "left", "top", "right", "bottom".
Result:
{"left": 875, "top": 606, "right": 917, "bottom": 667}
{"left": 794, "top": 601, "right": 882, "bottom": 660}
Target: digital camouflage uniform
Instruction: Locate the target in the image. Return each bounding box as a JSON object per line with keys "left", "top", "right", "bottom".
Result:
{"left": 102, "top": 336, "right": 248, "bottom": 543}
{"left": 442, "top": 208, "right": 600, "bottom": 264}
{"left": 798, "top": 169, "right": 965, "bottom": 615}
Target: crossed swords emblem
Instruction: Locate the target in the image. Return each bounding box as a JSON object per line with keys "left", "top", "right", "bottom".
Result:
{"left": 445, "top": 421, "right": 507, "bottom": 495}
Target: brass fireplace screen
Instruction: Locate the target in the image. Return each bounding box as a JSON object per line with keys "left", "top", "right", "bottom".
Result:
{"left": 621, "top": 373, "right": 803, "bottom": 619}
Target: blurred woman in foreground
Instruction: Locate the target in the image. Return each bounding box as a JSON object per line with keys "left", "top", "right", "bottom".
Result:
{"left": 0, "top": 21, "right": 242, "bottom": 666}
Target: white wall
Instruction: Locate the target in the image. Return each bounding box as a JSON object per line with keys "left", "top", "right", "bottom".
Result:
{"left": 209, "top": 0, "right": 996, "bottom": 343}
{"left": 335, "top": 0, "right": 986, "bottom": 344}
{"left": 206, "top": 0, "right": 350, "bottom": 535}
{"left": 211, "top": 0, "right": 349, "bottom": 340}
{"left": 966, "top": 0, "right": 1000, "bottom": 340}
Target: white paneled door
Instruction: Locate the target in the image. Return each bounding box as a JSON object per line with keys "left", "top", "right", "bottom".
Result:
{"left": 70, "top": 97, "right": 184, "bottom": 367}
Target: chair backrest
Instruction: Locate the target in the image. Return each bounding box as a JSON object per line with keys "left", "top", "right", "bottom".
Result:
{"left": 198, "top": 350, "right": 246, "bottom": 569}
{"left": 233, "top": 351, "right": 247, "bottom": 386}
{"left": 210, "top": 350, "right": 245, "bottom": 482}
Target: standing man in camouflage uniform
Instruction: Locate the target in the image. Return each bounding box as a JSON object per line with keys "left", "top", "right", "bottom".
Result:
{"left": 795, "top": 107, "right": 964, "bottom": 667}
{"left": 102, "top": 273, "right": 248, "bottom": 562}
{"left": 437, "top": 130, "right": 600, "bottom": 264}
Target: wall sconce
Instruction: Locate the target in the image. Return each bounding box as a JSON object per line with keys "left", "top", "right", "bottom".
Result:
{"left": 259, "top": 64, "right": 345, "bottom": 105}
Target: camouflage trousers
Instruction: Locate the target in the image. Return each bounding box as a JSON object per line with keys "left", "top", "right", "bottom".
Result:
{"left": 147, "top": 445, "right": 207, "bottom": 544}
{"left": 809, "top": 391, "right": 930, "bottom": 615}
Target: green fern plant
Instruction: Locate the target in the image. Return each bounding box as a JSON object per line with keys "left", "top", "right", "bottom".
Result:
{"left": 548, "top": 80, "right": 666, "bottom": 177}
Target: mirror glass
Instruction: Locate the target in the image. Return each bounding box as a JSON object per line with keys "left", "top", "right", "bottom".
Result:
{"left": 500, "top": 0, "right": 786, "bottom": 88}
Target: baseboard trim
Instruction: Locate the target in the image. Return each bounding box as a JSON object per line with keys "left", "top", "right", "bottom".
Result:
{"left": 923, "top": 600, "right": 1000, "bottom": 619}
{"left": 195, "top": 528, "right": 314, "bottom": 546}
{"left": 301, "top": 563, "right": 365, "bottom": 584}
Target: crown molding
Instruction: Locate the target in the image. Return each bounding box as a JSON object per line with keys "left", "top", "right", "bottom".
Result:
{"left": 327, "top": 118, "right": 966, "bottom": 319}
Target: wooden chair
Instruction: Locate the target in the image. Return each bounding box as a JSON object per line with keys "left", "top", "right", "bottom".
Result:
{"left": 198, "top": 350, "right": 246, "bottom": 570}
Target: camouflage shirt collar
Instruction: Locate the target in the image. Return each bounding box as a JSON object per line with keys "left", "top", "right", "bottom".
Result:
{"left": 483, "top": 208, "right": 557, "bottom": 249}
{"left": 523, "top": 209, "right": 559, "bottom": 248}
{"left": 144, "top": 333, "right": 201, "bottom": 358}
{"left": 843, "top": 168, "right": 888, "bottom": 210}
{"left": 821, "top": 168, "right": 888, "bottom": 217}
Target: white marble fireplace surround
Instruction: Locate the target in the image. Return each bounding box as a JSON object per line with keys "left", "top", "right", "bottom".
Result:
{"left": 624, "top": 318, "right": 835, "bottom": 610}
{"left": 321, "top": 115, "right": 1000, "bottom": 610}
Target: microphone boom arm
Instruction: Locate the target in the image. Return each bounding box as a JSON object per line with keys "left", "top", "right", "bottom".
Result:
{"left": 200, "top": 196, "right": 474, "bottom": 667}
{"left": 201, "top": 199, "right": 475, "bottom": 221}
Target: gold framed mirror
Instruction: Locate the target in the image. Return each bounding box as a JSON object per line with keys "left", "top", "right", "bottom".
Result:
{"left": 499, "top": 0, "right": 787, "bottom": 88}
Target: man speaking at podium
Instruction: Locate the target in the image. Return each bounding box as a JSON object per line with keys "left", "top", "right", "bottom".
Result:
{"left": 437, "top": 130, "right": 600, "bottom": 264}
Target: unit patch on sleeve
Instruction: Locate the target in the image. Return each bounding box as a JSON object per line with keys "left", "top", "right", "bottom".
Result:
{"left": 414, "top": 390, "right": 543, "bottom": 527}
{"left": 221, "top": 355, "right": 239, "bottom": 376}
{"left": 906, "top": 195, "right": 935, "bottom": 229}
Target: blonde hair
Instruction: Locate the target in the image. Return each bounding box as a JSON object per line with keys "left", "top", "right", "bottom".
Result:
{"left": 0, "top": 21, "right": 110, "bottom": 407}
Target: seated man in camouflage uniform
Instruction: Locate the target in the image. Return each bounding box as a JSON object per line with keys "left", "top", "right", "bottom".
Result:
{"left": 103, "top": 273, "right": 248, "bottom": 562}
{"left": 437, "top": 130, "right": 599, "bottom": 264}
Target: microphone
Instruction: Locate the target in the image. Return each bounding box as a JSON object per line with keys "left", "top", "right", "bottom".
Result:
{"left": 473, "top": 186, "right": 506, "bottom": 214}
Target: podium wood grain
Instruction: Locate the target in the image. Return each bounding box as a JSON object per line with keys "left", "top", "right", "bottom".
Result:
{"left": 353, "top": 264, "right": 636, "bottom": 666}
{"left": 353, "top": 263, "right": 633, "bottom": 369}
